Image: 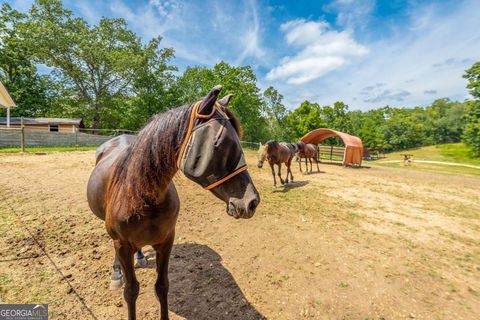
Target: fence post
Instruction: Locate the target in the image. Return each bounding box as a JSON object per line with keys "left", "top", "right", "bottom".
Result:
{"left": 75, "top": 128, "right": 78, "bottom": 148}
{"left": 21, "top": 117, "right": 25, "bottom": 152}
{"left": 330, "top": 145, "right": 333, "bottom": 160}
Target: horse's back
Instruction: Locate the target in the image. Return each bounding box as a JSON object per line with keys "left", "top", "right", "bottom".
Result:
{"left": 95, "top": 134, "right": 137, "bottom": 164}
{"left": 279, "top": 142, "right": 295, "bottom": 162}
{"left": 88, "top": 134, "right": 137, "bottom": 220}
{"left": 280, "top": 142, "right": 295, "bottom": 155}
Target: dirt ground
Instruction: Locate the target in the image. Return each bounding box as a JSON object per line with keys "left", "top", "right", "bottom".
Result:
{"left": 0, "top": 150, "right": 479, "bottom": 319}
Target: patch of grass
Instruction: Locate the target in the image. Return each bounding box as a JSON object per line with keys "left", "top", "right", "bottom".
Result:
{"left": 380, "top": 143, "right": 480, "bottom": 165}
{"left": 0, "top": 273, "right": 12, "bottom": 300}
{"left": 437, "top": 144, "right": 480, "bottom": 165}
{"left": 373, "top": 161, "right": 480, "bottom": 176}
{"left": 0, "top": 146, "right": 97, "bottom": 153}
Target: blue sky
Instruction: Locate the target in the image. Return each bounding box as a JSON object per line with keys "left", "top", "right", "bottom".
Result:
{"left": 6, "top": 0, "right": 480, "bottom": 110}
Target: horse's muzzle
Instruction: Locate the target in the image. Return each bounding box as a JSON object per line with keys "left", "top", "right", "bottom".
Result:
{"left": 227, "top": 191, "right": 260, "bottom": 219}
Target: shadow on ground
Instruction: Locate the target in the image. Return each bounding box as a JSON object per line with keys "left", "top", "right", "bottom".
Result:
{"left": 144, "top": 243, "right": 265, "bottom": 320}
{"left": 272, "top": 180, "right": 309, "bottom": 193}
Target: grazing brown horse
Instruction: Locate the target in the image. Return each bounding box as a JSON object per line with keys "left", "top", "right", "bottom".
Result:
{"left": 295, "top": 141, "right": 320, "bottom": 173}
{"left": 87, "top": 86, "right": 260, "bottom": 320}
{"left": 257, "top": 140, "right": 295, "bottom": 186}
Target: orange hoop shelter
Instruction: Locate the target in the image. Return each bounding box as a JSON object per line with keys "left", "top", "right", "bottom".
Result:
{"left": 300, "top": 128, "right": 363, "bottom": 166}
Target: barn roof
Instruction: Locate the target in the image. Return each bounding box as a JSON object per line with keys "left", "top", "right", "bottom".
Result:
{"left": 0, "top": 81, "right": 15, "bottom": 108}
{"left": 300, "top": 128, "right": 363, "bottom": 165}
{"left": 0, "top": 117, "right": 84, "bottom": 126}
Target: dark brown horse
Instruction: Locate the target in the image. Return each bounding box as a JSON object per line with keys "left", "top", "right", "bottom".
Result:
{"left": 295, "top": 141, "right": 320, "bottom": 173}
{"left": 257, "top": 140, "right": 295, "bottom": 186}
{"left": 87, "top": 86, "right": 260, "bottom": 320}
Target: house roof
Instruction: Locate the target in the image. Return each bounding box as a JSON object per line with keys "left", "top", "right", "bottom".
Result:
{"left": 0, "top": 117, "right": 83, "bottom": 126}
{"left": 0, "top": 81, "right": 15, "bottom": 108}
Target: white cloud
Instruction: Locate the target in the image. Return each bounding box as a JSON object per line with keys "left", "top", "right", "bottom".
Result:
{"left": 148, "top": 0, "right": 179, "bottom": 17}
{"left": 324, "top": 0, "right": 375, "bottom": 30}
{"left": 267, "top": 0, "right": 480, "bottom": 110}
{"left": 235, "top": 0, "right": 265, "bottom": 65}
{"left": 107, "top": 0, "right": 265, "bottom": 67}
{"left": 266, "top": 19, "right": 368, "bottom": 84}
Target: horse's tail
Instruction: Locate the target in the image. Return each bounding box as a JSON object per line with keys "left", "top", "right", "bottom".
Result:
{"left": 313, "top": 144, "right": 319, "bottom": 162}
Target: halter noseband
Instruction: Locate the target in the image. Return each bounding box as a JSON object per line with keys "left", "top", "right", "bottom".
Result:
{"left": 177, "top": 100, "right": 248, "bottom": 190}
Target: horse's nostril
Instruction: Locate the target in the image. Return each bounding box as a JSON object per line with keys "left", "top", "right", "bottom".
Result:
{"left": 248, "top": 198, "right": 259, "bottom": 212}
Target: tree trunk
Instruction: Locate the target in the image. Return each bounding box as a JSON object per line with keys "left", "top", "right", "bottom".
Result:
{"left": 92, "top": 102, "right": 101, "bottom": 134}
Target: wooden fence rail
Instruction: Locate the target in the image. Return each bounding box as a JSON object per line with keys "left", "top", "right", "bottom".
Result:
{"left": 317, "top": 145, "right": 345, "bottom": 161}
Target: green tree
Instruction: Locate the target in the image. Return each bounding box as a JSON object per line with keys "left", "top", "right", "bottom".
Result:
{"left": 24, "top": 0, "right": 175, "bottom": 130}
{"left": 175, "top": 61, "right": 267, "bottom": 141}
{"left": 121, "top": 38, "right": 177, "bottom": 130}
{"left": 262, "top": 86, "right": 288, "bottom": 140}
{"left": 424, "top": 98, "right": 466, "bottom": 144}
{"left": 381, "top": 111, "right": 426, "bottom": 150}
{"left": 284, "top": 101, "right": 325, "bottom": 140}
{"left": 463, "top": 62, "right": 480, "bottom": 156}
{"left": 0, "top": 3, "right": 57, "bottom": 117}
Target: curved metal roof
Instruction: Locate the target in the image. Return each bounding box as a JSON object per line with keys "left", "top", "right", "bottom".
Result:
{"left": 301, "top": 128, "right": 363, "bottom": 147}
{"left": 300, "top": 128, "right": 363, "bottom": 165}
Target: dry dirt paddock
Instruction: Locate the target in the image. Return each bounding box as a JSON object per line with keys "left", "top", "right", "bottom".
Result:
{"left": 0, "top": 150, "right": 479, "bottom": 320}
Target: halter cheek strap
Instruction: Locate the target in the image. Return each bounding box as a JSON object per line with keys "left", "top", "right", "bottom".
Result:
{"left": 177, "top": 100, "right": 248, "bottom": 190}
{"left": 176, "top": 101, "right": 201, "bottom": 170}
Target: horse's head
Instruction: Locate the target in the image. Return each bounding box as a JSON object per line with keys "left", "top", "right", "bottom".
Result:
{"left": 295, "top": 141, "right": 305, "bottom": 153}
{"left": 179, "top": 86, "right": 260, "bottom": 219}
{"left": 257, "top": 143, "right": 268, "bottom": 168}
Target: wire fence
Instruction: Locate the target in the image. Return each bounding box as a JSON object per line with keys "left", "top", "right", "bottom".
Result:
{"left": 0, "top": 127, "right": 114, "bottom": 149}
{"left": 0, "top": 127, "right": 261, "bottom": 152}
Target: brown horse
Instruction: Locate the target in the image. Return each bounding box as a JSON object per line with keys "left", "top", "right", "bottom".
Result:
{"left": 257, "top": 140, "right": 295, "bottom": 186}
{"left": 87, "top": 86, "right": 260, "bottom": 320}
{"left": 295, "top": 141, "right": 320, "bottom": 173}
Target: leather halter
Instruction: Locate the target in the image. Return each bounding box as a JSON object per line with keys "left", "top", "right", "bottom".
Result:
{"left": 177, "top": 100, "right": 248, "bottom": 190}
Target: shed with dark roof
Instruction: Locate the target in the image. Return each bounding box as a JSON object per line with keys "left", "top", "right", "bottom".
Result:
{"left": 0, "top": 117, "right": 84, "bottom": 133}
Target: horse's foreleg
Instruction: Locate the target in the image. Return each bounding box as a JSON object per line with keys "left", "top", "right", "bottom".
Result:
{"left": 269, "top": 163, "right": 277, "bottom": 186}
{"left": 315, "top": 156, "right": 320, "bottom": 172}
{"left": 287, "top": 160, "right": 294, "bottom": 182}
{"left": 278, "top": 163, "right": 285, "bottom": 184}
{"left": 153, "top": 233, "right": 175, "bottom": 320}
{"left": 110, "top": 253, "right": 123, "bottom": 290}
{"left": 305, "top": 158, "right": 308, "bottom": 174}
{"left": 114, "top": 240, "right": 139, "bottom": 320}
{"left": 298, "top": 157, "right": 302, "bottom": 172}
{"left": 309, "top": 158, "right": 313, "bottom": 173}
{"left": 135, "top": 249, "right": 147, "bottom": 268}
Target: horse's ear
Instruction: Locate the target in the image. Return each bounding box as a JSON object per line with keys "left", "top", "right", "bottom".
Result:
{"left": 199, "top": 85, "right": 222, "bottom": 116}
{"left": 219, "top": 94, "right": 233, "bottom": 106}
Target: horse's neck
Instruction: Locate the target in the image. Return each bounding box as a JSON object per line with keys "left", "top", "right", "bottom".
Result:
{"left": 116, "top": 106, "right": 190, "bottom": 208}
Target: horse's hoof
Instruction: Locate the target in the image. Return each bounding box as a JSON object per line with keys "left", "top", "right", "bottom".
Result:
{"left": 110, "top": 277, "right": 123, "bottom": 290}
{"left": 135, "top": 257, "right": 148, "bottom": 268}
